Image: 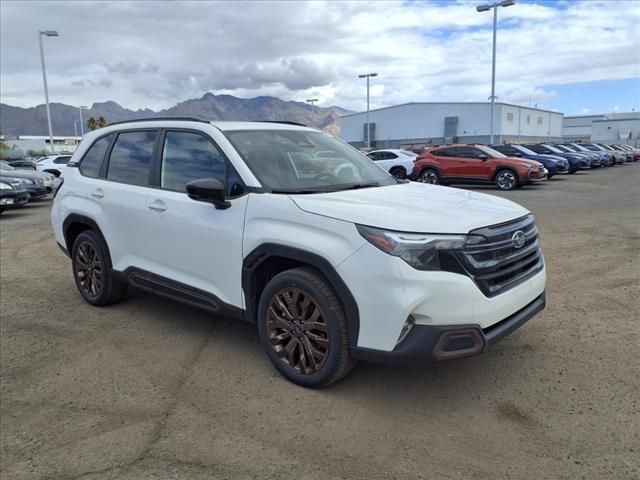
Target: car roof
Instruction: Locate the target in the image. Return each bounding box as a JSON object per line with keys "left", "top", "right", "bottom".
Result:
{"left": 102, "top": 118, "right": 314, "bottom": 132}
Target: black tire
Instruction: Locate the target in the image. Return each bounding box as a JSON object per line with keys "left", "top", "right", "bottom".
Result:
{"left": 419, "top": 168, "right": 440, "bottom": 185}
{"left": 257, "top": 267, "right": 355, "bottom": 388}
{"left": 494, "top": 169, "right": 519, "bottom": 190}
{"left": 71, "top": 231, "right": 127, "bottom": 306}
{"left": 569, "top": 169, "right": 577, "bottom": 174}
{"left": 547, "top": 174, "right": 554, "bottom": 180}
{"left": 389, "top": 167, "right": 406, "bottom": 180}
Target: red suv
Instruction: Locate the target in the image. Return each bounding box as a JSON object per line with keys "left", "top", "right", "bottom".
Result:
{"left": 413, "top": 144, "right": 547, "bottom": 191}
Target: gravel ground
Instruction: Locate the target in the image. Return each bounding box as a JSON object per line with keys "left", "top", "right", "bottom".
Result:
{"left": 1, "top": 164, "right": 639, "bottom": 480}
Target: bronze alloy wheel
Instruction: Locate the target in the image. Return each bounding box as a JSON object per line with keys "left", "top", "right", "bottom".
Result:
{"left": 267, "top": 287, "right": 330, "bottom": 375}
{"left": 74, "top": 241, "right": 103, "bottom": 297}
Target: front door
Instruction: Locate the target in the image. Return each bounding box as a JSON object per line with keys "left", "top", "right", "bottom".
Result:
{"left": 145, "top": 129, "right": 247, "bottom": 310}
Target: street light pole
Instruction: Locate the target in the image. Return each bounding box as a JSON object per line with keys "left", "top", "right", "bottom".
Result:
{"left": 306, "top": 98, "right": 319, "bottom": 125}
{"left": 476, "top": 0, "right": 515, "bottom": 144}
{"left": 358, "top": 73, "right": 378, "bottom": 149}
{"left": 38, "top": 30, "right": 58, "bottom": 153}
{"left": 79, "top": 105, "right": 87, "bottom": 136}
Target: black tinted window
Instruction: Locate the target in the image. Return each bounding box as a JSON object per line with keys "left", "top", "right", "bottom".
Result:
{"left": 54, "top": 156, "right": 71, "bottom": 164}
{"left": 80, "top": 134, "right": 113, "bottom": 178}
{"left": 107, "top": 131, "right": 157, "bottom": 186}
{"left": 433, "top": 149, "right": 450, "bottom": 157}
{"left": 161, "top": 131, "right": 226, "bottom": 192}
{"left": 457, "top": 147, "right": 482, "bottom": 158}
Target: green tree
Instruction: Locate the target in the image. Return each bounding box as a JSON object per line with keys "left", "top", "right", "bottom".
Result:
{"left": 97, "top": 116, "right": 107, "bottom": 128}
{"left": 87, "top": 117, "right": 98, "bottom": 131}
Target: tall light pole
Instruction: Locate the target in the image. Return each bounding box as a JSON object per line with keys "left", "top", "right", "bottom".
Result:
{"left": 358, "top": 73, "right": 378, "bottom": 149}
{"left": 476, "top": 0, "right": 515, "bottom": 144}
{"left": 79, "top": 105, "right": 87, "bottom": 136}
{"left": 38, "top": 30, "right": 58, "bottom": 153}
{"left": 306, "top": 98, "right": 319, "bottom": 125}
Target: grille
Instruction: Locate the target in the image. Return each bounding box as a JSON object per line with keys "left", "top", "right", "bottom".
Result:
{"left": 457, "top": 214, "right": 543, "bottom": 297}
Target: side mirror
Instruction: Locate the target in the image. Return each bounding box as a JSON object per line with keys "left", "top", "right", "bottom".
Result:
{"left": 186, "top": 178, "right": 231, "bottom": 210}
{"left": 477, "top": 154, "right": 489, "bottom": 160}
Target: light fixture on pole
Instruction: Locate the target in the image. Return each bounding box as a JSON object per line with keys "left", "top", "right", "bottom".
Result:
{"left": 358, "top": 73, "right": 378, "bottom": 149}
{"left": 476, "top": 0, "right": 515, "bottom": 144}
{"left": 79, "top": 105, "right": 88, "bottom": 136}
{"left": 306, "top": 98, "right": 319, "bottom": 125}
{"left": 38, "top": 30, "right": 58, "bottom": 153}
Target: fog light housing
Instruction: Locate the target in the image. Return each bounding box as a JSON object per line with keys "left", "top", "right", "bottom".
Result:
{"left": 396, "top": 315, "right": 415, "bottom": 346}
{"left": 0, "top": 198, "right": 14, "bottom": 205}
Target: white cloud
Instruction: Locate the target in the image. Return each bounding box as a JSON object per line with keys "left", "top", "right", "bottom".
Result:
{"left": 0, "top": 0, "right": 638, "bottom": 112}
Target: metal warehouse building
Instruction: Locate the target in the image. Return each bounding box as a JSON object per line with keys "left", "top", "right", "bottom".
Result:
{"left": 340, "top": 102, "right": 564, "bottom": 149}
{"left": 562, "top": 112, "right": 640, "bottom": 147}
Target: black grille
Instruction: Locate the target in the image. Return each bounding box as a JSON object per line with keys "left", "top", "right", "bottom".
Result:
{"left": 457, "top": 214, "right": 543, "bottom": 297}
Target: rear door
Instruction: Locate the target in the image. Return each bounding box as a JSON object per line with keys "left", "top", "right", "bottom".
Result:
{"left": 98, "top": 129, "right": 158, "bottom": 271}
{"left": 145, "top": 128, "right": 247, "bottom": 310}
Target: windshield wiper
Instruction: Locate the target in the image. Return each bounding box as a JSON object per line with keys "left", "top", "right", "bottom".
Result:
{"left": 339, "top": 182, "right": 379, "bottom": 190}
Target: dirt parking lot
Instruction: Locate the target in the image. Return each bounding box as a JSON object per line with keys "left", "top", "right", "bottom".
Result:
{"left": 1, "top": 165, "right": 639, "bottom": 480}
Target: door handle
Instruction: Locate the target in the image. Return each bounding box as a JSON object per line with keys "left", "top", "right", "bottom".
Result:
{"left": 91, "top": 188, "right": 104, "bottom": 199}
{"left": 148, "top": 201, "right": 167, "bottom": 212}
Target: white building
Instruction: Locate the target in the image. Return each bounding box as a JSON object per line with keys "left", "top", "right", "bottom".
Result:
{"left": 562, "top": 112, "right": 640, "bottom": 147}
{"left": 340, "top": 102, "right": 564, "bottom": 148}
{"left": 1, "top": 135, "right": 79, "bottom": 155}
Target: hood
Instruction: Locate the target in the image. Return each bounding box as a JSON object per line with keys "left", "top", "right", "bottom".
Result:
{"left": 290, "top": 182, "right": 529, "bottom": 234}
{"left": 505, "top": 157, "right": 542, "bottom": 168}
{"left": 0, "top": 169, "right": 50, "bottom": 181}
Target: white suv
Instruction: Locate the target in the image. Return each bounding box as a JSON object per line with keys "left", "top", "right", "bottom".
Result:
{"left": 51, "top": 118, "right": 546, "bottom": 387}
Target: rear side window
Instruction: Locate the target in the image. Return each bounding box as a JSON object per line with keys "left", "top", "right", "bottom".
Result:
{"left": 160, "top": 131, "right": 226, "bottom": 192}
{"left": 79, "top": 134, "right": 113, "bottom": 178}
{"left": 432, "top": 149, "right": 450, "bottom": 157}
{"left": 107, "top": 131, "right": 158, "bottom": 186}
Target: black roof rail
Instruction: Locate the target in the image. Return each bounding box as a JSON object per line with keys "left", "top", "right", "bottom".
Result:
{"left": 257, "top": 120, "right": 307, "bottom": 127}
{"left": 106, "top": 116, "right": 210, "bottom": 126}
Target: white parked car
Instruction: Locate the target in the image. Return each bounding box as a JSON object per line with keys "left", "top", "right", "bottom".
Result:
{"left": 366, "top": 149, "right": 417, "bottom": 179}
{"left": 36, "top": 154, "right": 73, "bottom": 177}
{"left": 51, "top": 119, "right": 546, "bottom": 387}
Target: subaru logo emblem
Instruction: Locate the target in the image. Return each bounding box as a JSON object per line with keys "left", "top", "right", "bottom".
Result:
{"left": 512, "top": 230, "right": 526, "bottom": 249}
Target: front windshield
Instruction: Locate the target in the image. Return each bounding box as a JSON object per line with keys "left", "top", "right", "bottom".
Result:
{"left": 478, "top": 145, "right": 507, "bottom": 158}
{"left": 553, "top": 145, "right": 571, "bottom": 152}
{"left": 512, "top": 145, "right": 537, "bottom": 156}
{"left": 584, "top": 144, "right": 601, "bottom": 151}
{"left": 598, "top": 144, "right": 613, "bottom": 151}
{"left": 224, "top": 129, "right": 396, "bottom": 192}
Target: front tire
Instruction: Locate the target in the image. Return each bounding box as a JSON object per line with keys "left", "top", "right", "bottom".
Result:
{"left": 389, "top": 167, "right": 406, "bottom": 180}
{"left": 71, "top": 231, "right": 127, "bottom": 306}
{"left": 495, "top": 169, "right": 518, "bottom": 190}
{"left": 257, "top": 267, "right": 355, "bottom": 388}
{"left": 419, "top": 168, "right": 440, "bottom": 185}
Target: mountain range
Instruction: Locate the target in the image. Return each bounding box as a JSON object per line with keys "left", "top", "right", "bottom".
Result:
{"left": 0, "top": 93, "right": 352, "bottom": 137}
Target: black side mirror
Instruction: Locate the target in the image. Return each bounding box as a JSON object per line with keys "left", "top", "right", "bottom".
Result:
{"left": 477, "top": 154, "right": 489, "bottom": 160}
{"left": 186, "top": 178, "right": 231, "bottom": 210}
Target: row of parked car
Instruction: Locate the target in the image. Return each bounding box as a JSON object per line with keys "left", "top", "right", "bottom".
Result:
{"left": 365, "top": 143, "right": 639, "bottom": 190}
{"left": 0, "top": 156, "right": 65, "bottom": 214}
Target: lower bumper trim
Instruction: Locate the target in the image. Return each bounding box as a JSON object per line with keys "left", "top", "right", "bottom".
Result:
{"left": 351, "top": 291, "right": 546, "bottom": 365}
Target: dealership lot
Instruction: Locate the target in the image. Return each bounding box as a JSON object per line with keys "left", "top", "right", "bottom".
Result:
{"left": 1, "top": 165, "right": 639, "bottom": 479}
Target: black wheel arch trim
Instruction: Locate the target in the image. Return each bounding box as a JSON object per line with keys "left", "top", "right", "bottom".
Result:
{"left": 242, "top": 243, "right": 360, "bottom": 348}
{"left": 63, "top": 214, "right": 107, "bottom": 253}
{"left": 492, "top": 165, "right": 520, "bottom": 181}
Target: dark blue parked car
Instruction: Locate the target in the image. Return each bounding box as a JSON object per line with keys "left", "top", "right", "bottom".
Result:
{"left": 523, "top": 144, "right": 588, "bottom": 173}
{"left": 491, "top": 144, "right": 569, "bottom": 178}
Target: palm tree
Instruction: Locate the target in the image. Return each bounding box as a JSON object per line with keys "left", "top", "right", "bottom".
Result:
{"left": 97, "top": 116, "right": 107, "bottom": 128}
{"left": 87, "top": 117, "right": 97, "bottom": 131}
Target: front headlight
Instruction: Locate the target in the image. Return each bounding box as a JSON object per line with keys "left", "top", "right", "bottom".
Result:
{"left": 357, "top": 225, "right": 482, "bottom": 271}
{"left": 0, "top": 181, "right": 13, "bottom": 190}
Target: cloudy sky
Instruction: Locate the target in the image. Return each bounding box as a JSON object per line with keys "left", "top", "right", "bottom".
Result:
{"left": 1, "top": 0, "right": 639, "bottom": 115}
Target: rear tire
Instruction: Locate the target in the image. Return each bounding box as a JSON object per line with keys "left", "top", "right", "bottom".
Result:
{"left": 419, "top": 168, "right": 440, "bottom": 185}
{"left": 257, "top": 267, "right": 355, "bottom": 388}
{"left": 71, "top": 231, "right": 128, "bottom": 306}
{"left": 495, "top": 169, "right": 518, "bottom": 190}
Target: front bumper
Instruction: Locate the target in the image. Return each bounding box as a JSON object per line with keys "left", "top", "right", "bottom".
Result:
{"left": 352, "top": 292, "right": 546, "bottom": 365}
{"left": 0, "top": 190, "right": 29, "bottom": 209}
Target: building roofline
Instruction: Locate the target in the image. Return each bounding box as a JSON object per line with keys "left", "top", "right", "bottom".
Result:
{"left": 592, "top": 117, "right": 640, "bottom": 123}
{"left": 340, "top": 101, "right": 563, "bottom": 118}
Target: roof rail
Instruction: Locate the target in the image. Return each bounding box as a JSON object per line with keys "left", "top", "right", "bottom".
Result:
{"left": 257, "top": 120, "right": 307, "bottom": 127}
{"left": 106, "top": 116, "right": 210, "bottom": 126}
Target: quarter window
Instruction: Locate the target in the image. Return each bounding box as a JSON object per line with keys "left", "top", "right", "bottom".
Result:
{"left": 160, "top": 131, "right": 226, "bottom": 193}
{"left": 79, "top": 134, "right": 113, "bottom": 178}
{"left": 107, "top": 130, "right": 157, "bottom": 186}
